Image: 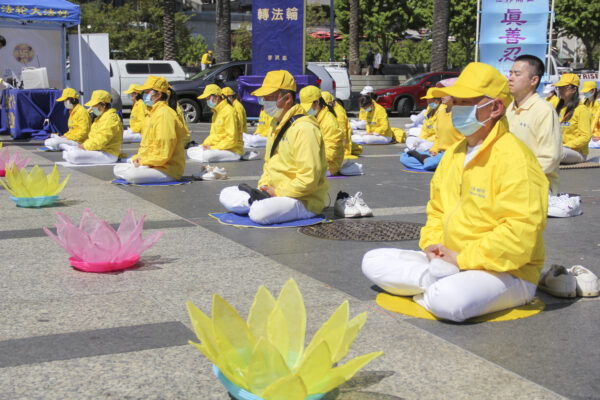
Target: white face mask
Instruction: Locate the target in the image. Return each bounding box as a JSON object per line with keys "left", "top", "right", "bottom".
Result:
{"left": 64, "top": 100, "right": 74, "bottom": 110}
{"left": 263, "top": 95, "right": 285, "bottom": 119}
{"left": 307, "top": 107, "right": 318, "bottom": 117}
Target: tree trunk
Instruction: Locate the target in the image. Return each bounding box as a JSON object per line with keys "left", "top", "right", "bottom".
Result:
{"left": 430, "top": 0, "right": 449, "bottom": 71}
{"left": 348, "top": 0, "right": 360, "bottom": 75}
{"left": 583, "top": 39, "right": 594, "bottom": 69}
{"left": 215, "top": 0, "right": 231, "bottom": 63}
{"left": 163, "top": 0, "right": 176, "bottom": 60}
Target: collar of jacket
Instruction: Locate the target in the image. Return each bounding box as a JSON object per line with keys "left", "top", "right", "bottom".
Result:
{"left": 213, "top": 98, "right": 232, "bottom": 113}
{"left": 510, "top": 92, "right": 541, "bottom": 112}
{"left": 274, "top": 104, "right": 306, "bottom": 133}
{"left": 149, "top": 100, "right": 167, "bottom": 114}
{"left": 455, "top": 116, "right": 509, "bottom": 163}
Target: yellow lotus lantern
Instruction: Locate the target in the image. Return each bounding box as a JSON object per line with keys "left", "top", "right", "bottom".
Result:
{"left": 0, "top": 165, "right": 70, "bottom": 207}
{"left": 187, "top": 279, "right": 383, "bottom": 400}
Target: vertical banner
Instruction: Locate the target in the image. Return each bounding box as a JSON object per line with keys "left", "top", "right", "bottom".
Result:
{"left": 252, "top": 0, "right": 305, "bottom": 76}
{"left": 479, "top": 0, "right": 549, "bottom": 77}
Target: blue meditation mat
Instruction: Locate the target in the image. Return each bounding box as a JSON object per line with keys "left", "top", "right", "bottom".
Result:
{"left": 402, "top": 167, "right": 434, "bottom": 174}
{"left": 37, "top": 146, "right": 60, "bottom": 152}
{"left": 209, "top": 212, "right": 329, "bottom": 228}
{"left": 400, "top": 151, "right": 443, "bottom": 171}
{"left": 111, "top": 178, "right": 191, "bottom": 186}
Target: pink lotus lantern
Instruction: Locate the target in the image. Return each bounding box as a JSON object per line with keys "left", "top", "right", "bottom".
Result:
{"left": 0, "top": 147, "right": 30, "bottom": 177}
{"left": 43, "top": 208, "right": 164, "bottom": 273}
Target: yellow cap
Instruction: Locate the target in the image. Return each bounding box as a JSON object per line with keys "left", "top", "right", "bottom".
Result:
{"left": 124, "top": 84, "right": 142, "bottom": 94}
{"left": 221, "top": 87, "right": 235, "bottom": 96}
{"left": 581, "top": 81, "right": 597, "bottom": 93}
{"left": 84, "top": 90, "right": 112, "bottom": 107}
{"left": 421, "top": 88, "right": 438, "bottom": 100}
{"left": 321, "top": 91, "right": 334, "bottom": 103}
{"left": 299, "top": 85, "right": 322, "bottom": 112}
{"left": 251, "top": 70, "right": 296, "bottom": 97}
{"left": 554, "top": 73, "right": 580, "bottom": 88}
{"left": 431, "top": 62, "right": 511, "bottom": 108}
{"left": 198, "top": 84, "right": 223, "bottom": 100}
{"left": 208, "top": 50, "right": 213, "bottom": 53}
{"left": 56, "top": 88, "right": 79, "bottom": 102}
{"left": 138, "top": 75, "right": 170, "bottom": 93}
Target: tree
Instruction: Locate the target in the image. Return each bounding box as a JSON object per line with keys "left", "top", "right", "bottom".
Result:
{"left": 163, "top": 0, "right": 176, "bottom": 60}
{"left": 231, "top": 24, "right": 251, "bottom": 61}
{"left": 215, "top": 0, "right": 231, "bottom": 63}
{"left": 449, "top": 0, "right": 477, "bottom": 64}
{"left": 348, "top": 0, "right": 360, "bottom": 74}
{"left": 555, "top": 0, "right": 600, "bottom": 68}
{"left": 430, "top": 0, "right": 449, "bottom": 71}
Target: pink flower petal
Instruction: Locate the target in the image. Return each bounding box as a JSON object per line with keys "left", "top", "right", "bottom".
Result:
{"left": 138, "top": 231, "right": 164, "bottom": 254}
{"left": 43, "top": 226, "right": 70, "bottom": 253}
{"left": 116, "top": 209, "right": 137, "bottom": 243}
{"left": 90, "top": 221, "right": 121, "bottom": 253}
{"left": 78, "top": 208, "right": 103, "bottom": 235}
{"left": 62, "top": 224, "right": 91, "bottom": 259}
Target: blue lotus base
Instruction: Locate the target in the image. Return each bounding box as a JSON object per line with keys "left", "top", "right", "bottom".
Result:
{"left": 10, "top": 195, "right": 59, "bottom": 208}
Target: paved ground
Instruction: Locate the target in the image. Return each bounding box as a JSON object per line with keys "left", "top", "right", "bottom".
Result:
{"left": 1, "top": 118, "right": 598, "bottom": 399}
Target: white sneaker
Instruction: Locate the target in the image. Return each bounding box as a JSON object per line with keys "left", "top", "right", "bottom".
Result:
{"left": 548, "top": 194, "right": 582, "bottom": 217}
{"left": 567, "top": 265, "right": 599, "bottom": 297}
{"left": 334, "top": 191, "right": 361, "bottom": 218}
{"left": 242, "top": 150, "right": 259, "bottom": 161}
{"left": 352, "top": 191, "right": 373, "bottom": 217}
{"left": 339, "top": 161, "right": 364, "bottom": 176}
{"left": 193, "top": 165, "right": 227, "bottom": 181}
{"left": 538, "top": 265, "right": 577, "bottom": 298}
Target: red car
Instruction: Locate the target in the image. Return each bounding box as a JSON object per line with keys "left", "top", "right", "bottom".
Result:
{"left": 374, "top": 71, "right": 460, "bottom": 116}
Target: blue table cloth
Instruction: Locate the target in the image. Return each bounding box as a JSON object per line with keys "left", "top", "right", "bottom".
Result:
{"left": 0, "top": 89, "right": 69, "bottom": 140}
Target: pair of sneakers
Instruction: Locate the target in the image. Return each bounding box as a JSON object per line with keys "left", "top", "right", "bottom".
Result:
{"left": 334, "top": 191, "right": 373, "bottom": 218}
{"left": 193, "top": 165, "right": 227, "bottom": 181}
{"left": 538, "top": 264, "right": 599, "bottom": 298}
{"left": 548, "top": 193, "right": 582, "bottom": 217}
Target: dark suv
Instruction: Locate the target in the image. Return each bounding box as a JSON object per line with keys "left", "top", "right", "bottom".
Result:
{"left": 374, "top": 71, "right": 459, "bottom": 116}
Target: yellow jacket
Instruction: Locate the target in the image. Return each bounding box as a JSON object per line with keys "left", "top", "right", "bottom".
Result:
{"left": 592, "top": 106, "right": 600, "bottom": 138}
{"left": 82, "top": 108, "right": 123, "bottom": 157}
{"left": 559, "top": 104, "right": 592, "bottom": 156}
{"left": 175, "top": 103, "right": 191, "bottom": 145}
{"left": 419, "top": 117, "right": 548, "bottom": 284}
{"left": 546, "top": 94, "right": 559, "bottom": 109}
{"left": 129, "top": 99, "right": 147, "bottom": 134}
{"left": 255, "top": 110, "right": 274, "bottom": 137}
{"left": 258, "top": 104, "right": 329, "bottom": 214}
{"left": 332, "top": 102, "right": 353, "bottom": 158}
{"left": 64, "top": 103, "right": 91, "bottom": 143}
{"left": 133, "top": 101, "right": 187, "bottom": 180}
{"left": 359, "top": 102, "right": 393, "bottom": 137}
{"left": 430, "top": 104, "right": 463, "bottom": 154}
{"left": 317, "top": 108, "right": 345, "bottom": 175}
{"left": 232, "top": 99, "right": 248, "bottom": 134}
{"left": 201, "top": 53, "right": 211, "bottom": 65}
{"left": 419, "top": 106, "right": 438, "bottom": 141}
{"left": 202, "top": 100, "right": 243, "bottom": 155}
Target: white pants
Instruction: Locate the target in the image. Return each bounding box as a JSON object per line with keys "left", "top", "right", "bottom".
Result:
{"left": 406, "top": 127, "right": 422, "bottom": 137}
{"left": 122, "top": 128, "right": 142, "bottom": 143}
{"left": 351, "top": 133, "right": 392, "bottom": 144}
{"left": 44, "top": 135, "right": 79, "bottom": 151}
{"left": 362, "top": 249, "right": 537, "bottom": 322}
{"left": 201, "top": 64, "right": 207, "bottom": 71}
{"left": 405, "top": 137, "right": 434, "bottom": 152}
{"left": 243, "top": 133, "right": 267, "bottom": 148}
{"left": 350, "top": 120, "right": 366, "bottom": 130}
{"left": 561, "top": 147, "right": 586, "bottom": 164}
{"left": 219, "top": 186, "right": 315, "bottom": 225}
{"left": 187, "top": 146, "right": 241, "bottom": 162}
{"left": 113, "top": 163, "right": 172, "bottom": 184}
{"left": 338, "top": 160, "right": 363, "bottom": 176}
{"left": 62, "top": 147, "right": 118, "bottom": 165}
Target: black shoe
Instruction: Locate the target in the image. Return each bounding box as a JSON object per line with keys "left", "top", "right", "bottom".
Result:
{"left": 238, "top": 183, "right": 271, "bottom": 204}
{"left": 407, "top": 149, "right": 430, "bottom": 164}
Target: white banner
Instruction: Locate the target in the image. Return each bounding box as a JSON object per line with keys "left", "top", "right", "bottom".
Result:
{"left": 0, "top": 26, "right": 63, "bottom": 88}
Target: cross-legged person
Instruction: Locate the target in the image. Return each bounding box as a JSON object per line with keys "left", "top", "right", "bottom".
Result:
{"left": 352, "top": 94, "right": 394, "bottom": 144}
{"left": 113, "top": 76, "right": 187, "bottom": 184}
{"left": 405, "top": 89, "right": 440, "bottom": 152}
{"left": 122, "top": 84, "right": 147, "bottom": 142}
{"left": 44, "top": 88, "right": 91, "bottom": 150}
{"left": 62, "top": 90, "right": 122, "bottom": 164}
{"left": 219, "top": 70, "right": 328, "bottom": 225}
{"left": 362, "top": 63, "right": 548, "bottom": 322}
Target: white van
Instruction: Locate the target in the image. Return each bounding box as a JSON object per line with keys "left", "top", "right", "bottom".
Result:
{"left": 307, "top": 62, "right": 352, "bottom": 106}
{"left": 109, "top": 60, "right": 186, "bottom": 108}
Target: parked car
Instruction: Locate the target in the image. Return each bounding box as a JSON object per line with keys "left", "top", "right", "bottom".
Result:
{"left": 109, "top": 60, "right": 187, "bottom": 109}
{"left": 169, "top": 61, "right": 339, "bottom": 123}
{"left": 374, "top": 71, "right": 459, "bottom": 116}
{"left": 307, "top": 61, "right": 352, "bottom": 106}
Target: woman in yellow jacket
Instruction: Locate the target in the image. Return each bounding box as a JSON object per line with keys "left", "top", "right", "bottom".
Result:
{"left": 186, "top": 84, "right": 243, "bottom": 162}
{"left": 62, "top": 90, "right": 122, "bottom": 164}
{"left": 244, "top": 107, "right": 272, "bottom": 148}
{"left": 44, "top": 88, "right": 91, "bottom": 150}
{"left": 352, "top": 95, "right": 394, "bottom": 144}
{"left": 114, "top": 76, "right": 188, "bottom": 183}
{"left": 222, "top": 87, "right": 248, "bottom": 134}
{"left": 554, "top": 74, "right": 592, "bottom": 164}
{"left": 122, "top": 84, "right": 147, "bottom": 143}
{"left": 321, "top": 91, "right": 362, "bottom": 159}
{"left": 405, "top": 89, "right": 440, "bottom": 152}
{"left": 580, "top": 81, "right": 599, "bottom": 121}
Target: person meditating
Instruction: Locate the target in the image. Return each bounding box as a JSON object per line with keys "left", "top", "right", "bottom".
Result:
{"left": 62, "top": 90, "right": 122, "bottom": 165}
{"left": 218, "top": 70, "right": 328, "bottom": 225}
{"left": 122, "top": 84, "right": 147, "bottom": 143}
{"left": 362, "top": 62, "right": 549, "bottom": 322}
{"left": 113, "top": 76, "right": 187, "bottom": 184}
{"left": 44, "top": 88, "right": 91, "bottom": 151}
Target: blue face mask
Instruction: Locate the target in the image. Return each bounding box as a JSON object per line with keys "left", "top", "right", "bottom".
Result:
{"left": 207, "top": 99, "right": 217, "bottom": 109}
{"left": 91, "top": 106, "right": 102, "bottom": 117}
{"left": 429, "top": 102, "right": 439, "bottom": 110}
{"left": 307, "top": 107, "right": 318, "bottom": 117}
{"left": 364, "top": 107, "right": 372, "bottom": 112}
{"left": 583, "top": 92, "right": 593, "bottom": 100}
{"left": 258, "top": 97, "right": 264, "bottom": 106}
{"left": 143, "top": 93, "right": 154, "bottom": 106}
{"left": 451, "top": 100, "right": 493, "bottom": 137}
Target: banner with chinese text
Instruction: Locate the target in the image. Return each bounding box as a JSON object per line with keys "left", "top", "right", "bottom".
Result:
{"left": 252, "top": 0, "right": 305, "bottom": 76}
{"left": 479, "top": 0, "right": 549, "bottom": 77}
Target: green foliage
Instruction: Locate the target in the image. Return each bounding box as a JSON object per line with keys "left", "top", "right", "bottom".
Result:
{"left": 555, "top": 0, "right": 600, "bottom": 68}
{"left": 306, "top": 3, "right": 329, "bottom": 26}
{"left": 391, "top": 40, "right": 431, "bottom": 64}
{"left": 231, "top": 24, "right": 252, "bottom": 61}
{"left": 178, "top": 34, "right": 207, "bottom": 67}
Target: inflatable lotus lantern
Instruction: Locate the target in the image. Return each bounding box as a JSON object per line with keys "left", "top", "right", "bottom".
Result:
{"left": 0, "top": 165, "right": 69, "bottom": 207}
{"left": 43, "top": 208, "right": 163, "bottom": 273}
{"left": 0, "top": 147, "right": 30, "bottom": 177}
{"left": 187, "top": 279, "right": 383, "bottom": 400}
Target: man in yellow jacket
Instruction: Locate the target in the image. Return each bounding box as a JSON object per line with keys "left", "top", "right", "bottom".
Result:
{"left": 114, "top": 76, "right": 187, "bottom": 183}
{"left": 219, "top": 70, "right": 329, "bottom": 225}
{"left": 362, "top": 62, "right": 548, "bottom": 322}
{"left": 405, "top": 88, "right": 440, "bottom": 152}
{"left": 44, "top": 88, "right": 91, "bottom": 150}
{"left": 200, "top": 50, "right": 213, "bottom": 70}
{"left": 352, "top": 95, "right": 394, "bottom": 144}
{"left": 187, "top": 84, "right": 243, "bottom": 162}
{"left": 122, "top": 84, "right": 147, "bottom": 143}
{"left": 62, "top": 90, "right": 123, "bottom": 164}
{"left": 321, "top": 91, "right": 362, "bottom": 159}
